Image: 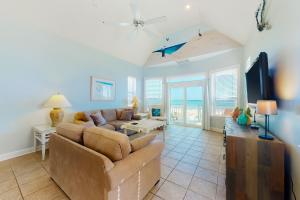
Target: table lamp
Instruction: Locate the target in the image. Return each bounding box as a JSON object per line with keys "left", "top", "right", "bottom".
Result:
{"left": 256, "top": 100, "right": 277, "bottom": 140}
{"left": 44, "top": 93, "right": 72, "bottom": 127}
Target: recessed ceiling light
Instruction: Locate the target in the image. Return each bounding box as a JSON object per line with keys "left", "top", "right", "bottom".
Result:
{"left": 185, "top": 4, "right": 191, "bottom": 10}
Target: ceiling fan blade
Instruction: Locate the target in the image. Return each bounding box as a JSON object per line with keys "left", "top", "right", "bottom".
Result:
{"left": 143, "top": 27, "right": 159, "bottom": 38}
{"left": 119, "top": 22, "right": 132, "bottom": 26}
{"left": 101, "top": 20, "right": 132, "bottom": 27}
{"left": 144, "top": 16, "right": 167, "bottom": 25}
{"left": 130, "top": 2, "right": 141, "bottom": 20}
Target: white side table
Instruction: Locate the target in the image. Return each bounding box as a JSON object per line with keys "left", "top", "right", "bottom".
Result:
{"left": 32, "top": 125, "right": 56, "bottom": 160}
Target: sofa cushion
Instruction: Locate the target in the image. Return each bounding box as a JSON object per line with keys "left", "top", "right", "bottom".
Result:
{"left": 119, "top": 110, "right": 133, "bottom": 121}
{"left": 101, "top": 109, "right": 117, "bottom": 122}
{"left": 56, "top": 123, "right": 85, "bottom": 144}
{"left": 130, "top": 134, "right": 157, "bottom": 152}
{"left": 90, "top": 112, "right": 107, "bottom": 126}
{"left": 108, "top": 120, "right": 127, "bottom": 130}
{"left": 116, "top": 109, "right": 124, "bottom": 120}
{"left": 99, "top": 124, "right": 115, "bottom": 131}
{"left": 83, "top": 127, "right": 131, "bottom": 161}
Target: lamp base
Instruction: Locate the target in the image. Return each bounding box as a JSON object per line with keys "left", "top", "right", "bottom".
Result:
{"left": 258, "top": 133, "right": 274, "bottom": 140}
{"left": 50, "top": 108, "right": 64, "bottom": 127}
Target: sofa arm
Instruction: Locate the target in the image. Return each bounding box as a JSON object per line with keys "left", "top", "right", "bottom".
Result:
{"left": 49, "top": 134, "right": 114, "bottom": 200}
{"left": 106, "top": 141, "right": 164, "bottom": 190}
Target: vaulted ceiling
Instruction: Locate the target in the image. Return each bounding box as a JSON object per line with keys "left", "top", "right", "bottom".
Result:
{"left": 2, "top": 0, "right": 261, "bottom": 66}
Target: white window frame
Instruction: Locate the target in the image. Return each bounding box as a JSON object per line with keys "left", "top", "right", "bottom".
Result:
{"left": 210, "top": 65, "right": 240, "bottom": 116}
{"left": 144, "top": 77, "right": 164, "bottom": 112}
{"left": 127, "top": 76, "right": 136, "bottom": 106}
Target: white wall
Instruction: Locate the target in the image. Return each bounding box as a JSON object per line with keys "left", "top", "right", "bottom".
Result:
{"left": 244, "top": 0, "right": 300, "bottom": 198}
{"left": 0, "top": 23, "right": 143, "bottom": 159}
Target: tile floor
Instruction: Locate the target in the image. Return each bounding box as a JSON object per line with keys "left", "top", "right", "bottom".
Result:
{"left": 0, "top": 125, "right": 225, "bottom": 200}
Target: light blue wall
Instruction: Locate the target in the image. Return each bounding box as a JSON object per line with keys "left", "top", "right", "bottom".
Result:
{"left": 0, "top": 24, "right": 143, "bottom": 156}
{"left": 244, "top": 0, "right": 300, "bottom": 197}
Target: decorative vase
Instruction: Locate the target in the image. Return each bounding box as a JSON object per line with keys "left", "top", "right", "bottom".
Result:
{"left": 50, "top": 108, "right": 64, "bottom": 127}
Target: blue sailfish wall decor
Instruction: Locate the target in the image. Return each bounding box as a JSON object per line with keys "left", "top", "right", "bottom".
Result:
{"left": 153, "top": 42, "right": 186, "bottom": 57}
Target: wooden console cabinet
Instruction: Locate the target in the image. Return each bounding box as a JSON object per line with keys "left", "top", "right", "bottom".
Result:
{"left": 224, "top": 118, "right": 285, "bottom": 200}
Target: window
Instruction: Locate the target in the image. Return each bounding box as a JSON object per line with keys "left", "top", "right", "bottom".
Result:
{"left": 144, "top": 78, "right": 163, "bottom": 110}
{"left": 127, "top": 76, "right": 136, "bottom": 106}
{"left": 211, "top": 68, "right": 239, "bottom": 116}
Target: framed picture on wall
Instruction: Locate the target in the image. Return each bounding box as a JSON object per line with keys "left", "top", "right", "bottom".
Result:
{"left": 90, "top": 76, "right": 115, "bottom": 101}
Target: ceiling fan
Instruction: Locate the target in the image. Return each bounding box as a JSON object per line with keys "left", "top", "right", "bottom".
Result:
{"left": 102, "top": 2, "right": 167, "bottom": 38}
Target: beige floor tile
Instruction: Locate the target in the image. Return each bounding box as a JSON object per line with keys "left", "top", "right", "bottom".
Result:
{"left": 161, "top": 157, "right": 179, "bottom": 168}
{"left": 217, "top": 174, "right": 225, "bottom": 187}
{"left": 156, "top": 181, "right": 187, "bottom": 200}
{"left": 202, "top": 153, "right": 220, "bottom": 163}
{"left": 23, "top": 184, "right": 66, "bottom": 200}
{"left": 186, "top": 149, "right": 202, "bottom": 158}
{"left": 194, "top": 167, "right": 218, "bottom": 184}
{"left": 167, "top": 151, "right": 185, "bottom": 160}
{"left": 19, "top": 175, "right": 53, "bottom": 196}
{"left": 181, "top": 155, "right": 200, "bottom": 165}
{"left": 0, "top": 187, "right": 23, "bottom": 200}
{"left": 16, "top": 167, "right": 48, "bottom": 185}
{"left": 0, "top": 169, "right": 15, "bottom": 184}
{"left": 189, "top": 177, "right": 217, "bottom": 200}
{"left": 216, "top": 186, "right": 226, "bottom": 200}
{"left": 184, "top": 190, "right": 212, "bottom": 200}
{"left": 12, "top": 162, "right": 42, "bottom": 177}
{"left": 175, "top": 162, "right": 197, "bottom": 175}
{"left": 161, "top": 165, "right": 173, "bottom": 179}
{"left": 167, "top": 169, "right": 193, "bottom": 188}
{"left": 198, "top": 160, "right": 219, "bottom": 172}
{"left": 0, "top": 178, "right": 18, "bottom": 194}
{"left": 144, "top": 193, "right": 163, "bottom": 200}
{"left": 150, "top": 178, "right": 165, "bottom": 193}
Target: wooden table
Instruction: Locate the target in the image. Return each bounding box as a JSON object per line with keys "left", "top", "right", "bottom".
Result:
{"left": 225, "top": 118, "right": 285, "bottom": 200}
{"left": 121, "top": 119, "right": 166, "bottom": 142}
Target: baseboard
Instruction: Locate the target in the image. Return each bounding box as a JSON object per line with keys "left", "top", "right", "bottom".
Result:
{"left": 210, "top": 127, "right": 223, "bottom": 133}
{"left": 0, "top": 147, "right": 35, "bottom": 162}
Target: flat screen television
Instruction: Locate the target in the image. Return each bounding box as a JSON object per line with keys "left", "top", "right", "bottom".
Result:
{"left": 246, "top": 52, "right": 270, "bottom": 104}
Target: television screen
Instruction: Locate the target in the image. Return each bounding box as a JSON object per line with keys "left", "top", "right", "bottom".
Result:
{"left": 246, "top": 52, "right": 270, "bottom": 104}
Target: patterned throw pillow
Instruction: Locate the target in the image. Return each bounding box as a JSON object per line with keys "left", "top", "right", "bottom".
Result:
{"left": 90, "top": 112, "right": 107, "bottom": 126}
{"left": 120, "top": 110, "right": 133, "bottom": 121}
{"left": 151, "top": 108, "right": 161, "bottom": 117}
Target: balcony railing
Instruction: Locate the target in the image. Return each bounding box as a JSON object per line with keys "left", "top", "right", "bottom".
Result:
{"left": 169, "top": 104, "right": 203, "bottom": 126}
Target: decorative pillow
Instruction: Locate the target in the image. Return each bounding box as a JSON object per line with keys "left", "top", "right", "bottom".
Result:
{"left": 130, "top": 134, "right": 156, "bottom": 152}
{"left": 90, "top": 112, "right": 107, "bottom": 126}
{"left": 83, "top": 127, "right": 131, "bottom": 161}
{"left": 120, "top": 110, "right": 133, "bottom": 121}
{"left": 151, "top": 108, "right": 161, "bottom": 117}
{"left": 116, "top": 109, "right": 123, "bottom": 120}
{"left": 83, "top": 112, "right": 93, "bottom": 122}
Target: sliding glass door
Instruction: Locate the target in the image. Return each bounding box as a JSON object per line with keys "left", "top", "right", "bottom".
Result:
{"left": 168, "top": 81, "right": 204, "bottom": 127}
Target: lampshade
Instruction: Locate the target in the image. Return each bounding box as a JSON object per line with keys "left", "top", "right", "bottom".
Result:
{"left": 44, "top": 94, "right": 72, "bottom": 108}
{"left": 256, "top": 100, "right": 277, "bottom": 115}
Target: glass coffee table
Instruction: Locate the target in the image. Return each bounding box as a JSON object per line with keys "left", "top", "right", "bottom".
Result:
{"left": 121, "top": 119, "right": 167, "bottom": 142}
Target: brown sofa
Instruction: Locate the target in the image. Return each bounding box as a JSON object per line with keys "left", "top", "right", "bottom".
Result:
{"left": 74, "top": 108, "right": 140, "bottom": 132}
{"left": 49, "top": 123, "right": 164, "bottom": 200}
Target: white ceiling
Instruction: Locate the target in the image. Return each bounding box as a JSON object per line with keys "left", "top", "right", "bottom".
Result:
{"left": 2, "top": 0, "right": 261, "bottom": 66}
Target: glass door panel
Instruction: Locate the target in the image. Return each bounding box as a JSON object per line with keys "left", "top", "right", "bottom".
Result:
{"left": 169, "top": 87, "right": 185, "bottom": 124}
{"left": 186, "top": 86, "right": 203, "bottom": 126}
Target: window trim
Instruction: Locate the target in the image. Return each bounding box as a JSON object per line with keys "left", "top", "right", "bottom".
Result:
{"left": 209, "top": 65, "right": 240, "bottom": 116}
{"left": 144, "top": 77, "right": 164, "bottom": 111}
{"left": 127, "top": 76, "right": 137, "bottom": 106}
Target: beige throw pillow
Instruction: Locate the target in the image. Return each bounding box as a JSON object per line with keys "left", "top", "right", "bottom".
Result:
{"left": 130, "top": 134, "right": 156, "bottom": 152}
{"left": 83, "top": 127, "right": 131, "bottom": 161}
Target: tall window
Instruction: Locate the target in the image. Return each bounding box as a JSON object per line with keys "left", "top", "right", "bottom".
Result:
{"left": 144, "top": 78, "right": 163, "bottom": 110}
{"left": 128, "top": 76, "right": 136, "bottom": 106}
{"left": 211, "top": 68, "right": 238, "bottom": 116}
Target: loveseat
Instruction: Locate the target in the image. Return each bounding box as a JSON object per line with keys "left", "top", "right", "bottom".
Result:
{"left": 74, "top": 108, "right": 140, "bottom": 132}
{"left": 49, "top": 123, "right": 164, "bottom": 200}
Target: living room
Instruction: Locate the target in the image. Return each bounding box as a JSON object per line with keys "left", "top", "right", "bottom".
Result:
{"left": 0, "top": 0, "right": 300, "bottom": 200}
